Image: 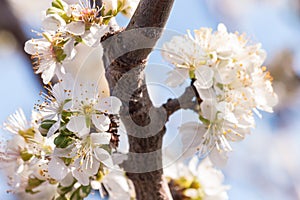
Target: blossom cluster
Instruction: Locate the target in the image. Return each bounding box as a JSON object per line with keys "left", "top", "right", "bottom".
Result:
{"left": 162, "top": 24, "right": 278, "bottom": 166}
{"left": 0, "top": 76, "right": 135, "bottom": 199}
{"left": 1, "top": 0, "right": 140, "bottom": 199}
{"left": 24, "top": 0, "right": 139, "bottom": 84}
{"left": 165, "top": 157, "right": 229, "bottom": 200}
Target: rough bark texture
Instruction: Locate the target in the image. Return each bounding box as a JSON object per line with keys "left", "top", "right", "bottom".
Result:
{"left": 103, "top": 0, "right": 175, "bottom": 199}
{"left": 162, "top": 85, "right": 200, "bottom": 119}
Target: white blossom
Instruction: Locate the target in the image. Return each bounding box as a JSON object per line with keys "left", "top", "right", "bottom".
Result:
{"left": 1, "top": 109, "right": 57, "bottom": 198}
{"left": 165, "top": 156, "right": 229, "bottom": 200}
{"left": 66, "top": 80, "right": 121, "bottom": 137}
{"left": 38, "top": 73, "right": 74, "bottom": 137}
{"left": 163, "top": 23, "right": 278, "bottom": 165}
{"left": 24, "top": 34, "right": 75, "bottom": 84}
{"left": 102, "top": 170, "right": 135, "bottom": 200}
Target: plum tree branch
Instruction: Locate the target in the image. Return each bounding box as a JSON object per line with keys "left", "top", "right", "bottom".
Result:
{"left": 103, "top": 0, "right": 175, "bottom": 199}
{"left": 162, "top": 85, "right": 201, "bottom": 120}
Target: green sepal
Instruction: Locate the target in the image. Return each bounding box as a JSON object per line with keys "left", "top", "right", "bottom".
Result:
{"left": 70, "top": 185, "right": 92, "bottom": 200}
{"left": 20, "top": 150, "right": 33, "bottom": 161}
{"left": 25, "top": 178, "right": 45, "bottom": 194}
{"left": 189, "top": 70, "right": 195, "bottom": 79}
{"left": 62, "top": 157, "right": 72, "bottom": 166}
{"left": 199, "top": 115, "right": 210, "bottom": 126}
{"left": 60, "top": 128, "right": 73, "bottom": 136}
{"left": 57, "top": 180, "right": 76, "bottom": 196}
{"left": 18, "top": 128, "right": 35, "bottom": 143}
{"left": 40, "top": 119, "right": 57, "bottom": 136}
{"left": 46, "top": 7, "right": 70, "bottom": 22}
{"left": 53, "top": 46, "right": 67, "bottom": 63}
{"left": 55, "top": 196, "right": 68, "bottom": 200}
{"left": 75, "top": 36, "right": 83, "bottom": 45}
{"left": 52, "top": 0, "right": 64, "bottom": 10}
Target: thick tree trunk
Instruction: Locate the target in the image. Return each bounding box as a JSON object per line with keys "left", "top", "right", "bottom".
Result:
{"left": 103, "top": 0, "right": 175, "bottom": 199}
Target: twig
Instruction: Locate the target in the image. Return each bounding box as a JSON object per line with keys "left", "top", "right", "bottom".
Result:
{"left": 162, "top": 85, "right": 200, "bottom": 119}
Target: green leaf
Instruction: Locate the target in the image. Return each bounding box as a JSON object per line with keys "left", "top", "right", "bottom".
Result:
{"left": 41, "top": 119, "right": 57, "bottom": 130}
{"left": 61, "top": 110, "right": 72, "bottom": 123}
{"left": 54, "top": 134, "right": 73, "bottom": 148}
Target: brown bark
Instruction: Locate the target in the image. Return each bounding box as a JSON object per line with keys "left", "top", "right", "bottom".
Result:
{"left": 162, "top": 85, "right": 200, "bottom": 119}
{"left": 103, "top": 0, "right": 175, "bottom": 199}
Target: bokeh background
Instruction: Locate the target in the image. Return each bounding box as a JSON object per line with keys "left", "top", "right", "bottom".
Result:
{"left": 1, "top": 0, "right": 300, "bottom": 199}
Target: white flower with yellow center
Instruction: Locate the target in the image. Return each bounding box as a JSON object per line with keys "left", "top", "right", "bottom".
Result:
{"left": 66, "top": 81, "right": 121, "bottom": 137}
{"left": 38, "top": 73, "right": 74, "bottom": 137}
{"left": 68, "top": 0, "right": 109, "bottom": 46}
{"left": 48, "top": 132, "right": 113, "bottom": 185}
{"left": 165, "top": 156, "right": 229, "bottom": 200}
{"left": 24, "top": 33, "right": 75, "bottom": 84}
{"left": 163, "top": 23, "right": 278, "bottom": 165}
{"left": 1, "top": 109, "right": 56, "bottom": 196}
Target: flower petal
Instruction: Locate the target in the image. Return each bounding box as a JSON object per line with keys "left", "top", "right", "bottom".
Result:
{"left": 60, "top": 172, "right": 74, "bottom": 187}
{"left": 48, "top": 157, "right": 69, "bottom": 180}
{"left": 92, "top": 114, "right": 110, "bottom": 132}
{"left": 94, "top": 147, "right": 113, "bottom": 168}
{"left": 24, "top": 39, "right": 50, "bottom": 55}
{"left": 90, "top": 132, "right": 111, "bottom": 145}
{"left": 83, "top": 25, "right": 108, "bottom": 47}
{"left": 201, "top": 99, "right": 217, "bottom": 121}
{"left": 194, "top": 66, "right": 214, "bottom": 89}
{"left": 47, "top": 120, "right": 60, "bottom": 138}
{"left": 72, "top": 168, "right": 90, "bottom": 186}
{"left": 67, "top": 115, "right": 89, "bottom": 137}
{"left": 97, "top": 96, "right": 122, "bottom": 114}
{"left": 179, "top": 122, "right": 207, "bottom": 159}
{"left": 41, "top": 62, "right": 57, "bottom": 84}
{"left": 42, "top": 14, "right": 66, "bottom": 31}
{"left": 209, "top": 148, "right": 228, "bottom": 168}
{"left": 66, "top": 21, "right": 85, "bottom": 35}
{"left": 165, "top": 68, "right": 189, "bottom": 87}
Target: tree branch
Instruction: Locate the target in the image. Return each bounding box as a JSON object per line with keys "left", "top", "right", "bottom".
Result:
{"left": 162, "top": 85, "right": 200, "bottom": 120}
{"left": 103, "top": 0, "right": 175, "bottom": 80}
{"left": 103, "top": 0, "right": 175, "bottom": 199}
